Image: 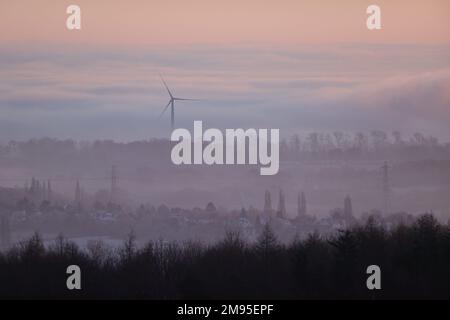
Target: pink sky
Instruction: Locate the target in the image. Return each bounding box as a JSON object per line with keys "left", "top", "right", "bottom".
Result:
{"left": 1, "top": 0, "right": 449, "bottom": 46}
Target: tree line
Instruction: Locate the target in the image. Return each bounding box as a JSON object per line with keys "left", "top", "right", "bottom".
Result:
{"left": 1, "top": 131, "right": 449, "bottom": 168}
{"left": 0, "top": 213, "right": 449, "bottom": 299}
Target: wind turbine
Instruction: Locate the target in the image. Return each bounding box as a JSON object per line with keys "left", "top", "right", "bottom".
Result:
{"left": 159, "top": 75, "right": 199, "bottom": 130}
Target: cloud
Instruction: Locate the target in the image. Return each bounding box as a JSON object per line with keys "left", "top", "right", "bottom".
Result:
{"left": 0, "top": 44, "right": 449, "bottom": 140}
{"left": 273, "top": 68, "right": 450, "bottom": 138}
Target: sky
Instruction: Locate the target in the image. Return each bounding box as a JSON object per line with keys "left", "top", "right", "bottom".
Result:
{"left": 0, "top": 0, "right": 449, "bottom": 141}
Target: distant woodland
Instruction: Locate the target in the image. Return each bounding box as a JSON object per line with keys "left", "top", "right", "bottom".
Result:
{"left": 0, "top": 214, "right": 448, "bottom": 299}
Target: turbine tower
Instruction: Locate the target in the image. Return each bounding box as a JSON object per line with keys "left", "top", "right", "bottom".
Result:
{"left": 159, "top": 75, "right": 199, "bottom": 130}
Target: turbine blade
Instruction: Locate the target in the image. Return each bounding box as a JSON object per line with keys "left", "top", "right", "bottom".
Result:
{"left": 159, "top": 74, "right": 173, "bottom": 99}
{"left": 159, "top": 101, "right": 171, "bottom": 118}
{"left": 173, "top": 98, "right": 202, "bottom": 101}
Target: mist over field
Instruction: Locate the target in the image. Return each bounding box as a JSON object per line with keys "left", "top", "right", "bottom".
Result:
{"left": 0, "top": 132, "right": 449, "bottom": 247}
